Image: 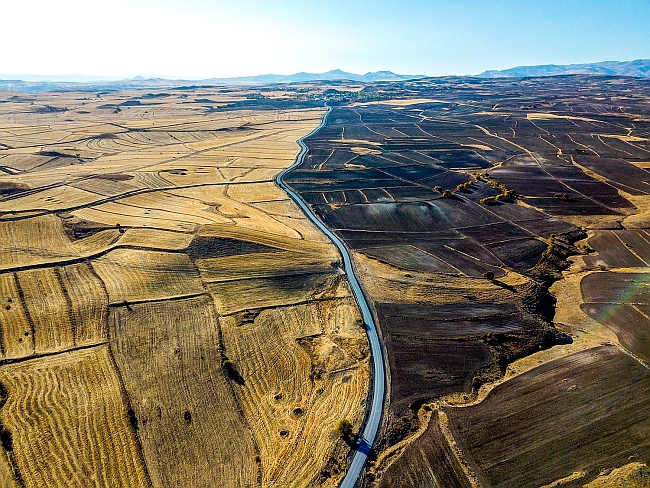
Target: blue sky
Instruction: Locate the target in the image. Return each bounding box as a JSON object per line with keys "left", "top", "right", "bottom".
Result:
{"left": 3, "top": 0, "right": 649, "bottom": 79}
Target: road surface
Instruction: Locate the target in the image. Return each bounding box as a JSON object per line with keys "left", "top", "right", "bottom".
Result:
{"left": 276, "top": 106, "right": 386, "bottom": 488}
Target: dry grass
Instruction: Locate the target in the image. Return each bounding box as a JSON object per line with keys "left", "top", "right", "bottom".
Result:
{"left": 16, "top": 268, "right": 74, "bottom": 354}
{"left": 58, "top": 263, "right": 108, "bottom": 346}
{"left": 92, "top": 249, "right": 204, "bottom": 303}
{"left": 0, "top": 272, "right": 33, "bottom": 359}
{"left": 110, "top": 296, "right": 260, "bottom": 487}
{"left": 0, "top": 346, "right": 149, "bottom": 487}
{"left": 220, "top": 291, "right": 369, "bottom": 487}
{"left": 0, "top": 89, "right": 369, "bottom": 486}
{"left": 0, "top": 215, "right": 77, "bottom": 269}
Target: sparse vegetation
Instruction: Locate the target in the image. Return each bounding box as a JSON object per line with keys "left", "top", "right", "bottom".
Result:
{"left": 335, "top": 418, "right": 353, "bottom": 439}
{"left": 0, "top": 90, "right": 369, "bottom": 488}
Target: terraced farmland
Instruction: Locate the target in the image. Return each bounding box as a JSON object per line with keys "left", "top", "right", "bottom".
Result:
{"left": 0, "top": 88, "right": 369, "bottom": 487}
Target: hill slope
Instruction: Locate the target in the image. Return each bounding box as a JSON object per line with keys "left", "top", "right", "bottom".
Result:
{"left": 478, "top": 59, "right": 650, "bottom": 78}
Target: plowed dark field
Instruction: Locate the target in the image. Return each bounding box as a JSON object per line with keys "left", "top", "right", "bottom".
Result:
{"left": 581, "top": 271, "right": 650, "bottom": 362}
{"left": 283, "top": 75, "right": 650, "bottom": 486}
{"left": 447, "top": 346, "right": 650, "bottom": 488}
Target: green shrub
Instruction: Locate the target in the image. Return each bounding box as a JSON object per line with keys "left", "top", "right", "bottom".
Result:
{"left": 335, "top": 419, "right": 353, "bottom": 438}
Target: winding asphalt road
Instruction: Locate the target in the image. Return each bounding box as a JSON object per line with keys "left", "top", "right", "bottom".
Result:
{"left": 276, "top": 106, "right": 385, "bottom": 488}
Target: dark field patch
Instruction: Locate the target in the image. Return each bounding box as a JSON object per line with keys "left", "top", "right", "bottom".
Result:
{"left": 576, "top": 156, "right": 650, "bottom": 195}
{"left": 487, "top": 238, "right": 548, "bottom": 272}
{"left": 478, "top": 200, "right": 550, "bottom": 222}
{"left": 386, "top": 335, "right": 493, "bottom": 411}
{"left": 425, "top": 198, "right": 502, "bottom": 228}
{"left": 458, "top": 222, "right": 535, "bottom": 245}
{"left": 315, "top": 202, "right": 448, "bottom": 232}
{"left": 348, "top": 154, "right": 403, "bottom": 169}
{"left": 586, "top": 230, "right": 649, "bottom": 268}
{"left": 377, "top": 302, "right": 530, "bottom": 338}
{"left": 289, "top": 178, "right": 411, "bottom": 192}
{"left": 524, "top": 196, "right": 618, "bottom": 216}
{"left": 447, "top": 346, "right": 650, "bottom": 488}
{"left": 514, "top": 218, "right": 578, "bottom": 238}
{"left": 376, "top": 410, "right": 472, "bottom": 488}
{"left": 414, "top": 242, "right": 505, "bottom": 278}
{"left": 286, "top": 168, "right": 391, "bottom": 181}
{"left": 564, "top": 180, "right": 633, "bottom": 208}
{"left": 359, "top": 188, "right": 394, "bottom": 203}
{"left": 338, "top": 230, "right": 459, "bottom": 247}
{"left": 580, "top": 272, "right": 650, "bottom": 306}
{"left": 185, "top": 236, "right": 280, "bottom": 260}
{"left": 360, "top": 245, "right": 459, "bottom": 274}
{"left": 95, "top": 173, "right": 134, "bottom": 181}
{"left": 426, "top": 150, "right": 492, "bottom": 169}
{"left": 382, "top": 185, "right": 440, "bottom": 202}
{"left": 380, "top": 164, "right": 447, "bottom": 181}
{"left": 423, "top": 171, "right": 473, "bottom": 190}
{"left": 581, "top": 303, "right": 650, "bottom": 362}
{"left": 436, "top": 238, "right": 503, "bottom": 266}
{"left": 61, "top": 215, "right": 117, "bottom": 240}
{"left": 0, "top": 181, "right": 29, "bottom": 196}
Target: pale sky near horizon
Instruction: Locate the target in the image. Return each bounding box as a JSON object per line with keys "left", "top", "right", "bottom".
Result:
{"left": 3, "top": 0, "right": 650, "bottom": 79}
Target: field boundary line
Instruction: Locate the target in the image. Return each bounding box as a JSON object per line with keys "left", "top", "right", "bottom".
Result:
{"left": 0, "top": 340, "right": 107, "bottom": 367}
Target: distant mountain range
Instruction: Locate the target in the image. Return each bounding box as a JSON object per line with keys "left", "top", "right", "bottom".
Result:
{"left": 0, "top": 70, "right": 423, "bottom": 93}
{"left": 206, "top": 69, "right": 424, "bottom": 84}
{"left": 478, "top": 59, "right": 650, "bottom": 78}
{"left": 3, "top": 61, "right": 650, "bottom": 94}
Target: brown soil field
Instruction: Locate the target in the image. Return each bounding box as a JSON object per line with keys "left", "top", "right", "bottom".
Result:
{"left": 281, "top": 75, "right": 650, "bottom": 486}
{"left": 374, "top": 409, "right": 472, "bottom": 488}
{"left": 447, "top": 346, "right": 650, "bottom": 488}
{"left": 0, "top": 88, "right": 369, "bottom": 487}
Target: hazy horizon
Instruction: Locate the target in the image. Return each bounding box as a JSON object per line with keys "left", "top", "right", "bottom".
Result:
{"left": 2, "top": 57, "right": 649, "bottom": 83}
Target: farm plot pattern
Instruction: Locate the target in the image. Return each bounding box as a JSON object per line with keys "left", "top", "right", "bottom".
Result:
{"left": 0, "top": 89, "right": 369, "bottom": 487}
{"left": 283, "top": 75, "right": 650, "bottom": 486}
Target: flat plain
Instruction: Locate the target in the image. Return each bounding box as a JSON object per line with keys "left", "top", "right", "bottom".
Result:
{"left": 0, "top": 87, "right": 369, "bottom": 487}
{"left": 283, "top": 75, "right": 650, "bottom": 486}
{"left": 2, "top": 74, "right": 650, "bottom": 487}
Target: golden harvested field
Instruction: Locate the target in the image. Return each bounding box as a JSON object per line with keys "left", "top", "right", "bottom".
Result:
{"left": 0, "top": 88, "right": 369, "bottom": 487}
{"left": 0, "top": 346, "right": 149, "bottom": 488}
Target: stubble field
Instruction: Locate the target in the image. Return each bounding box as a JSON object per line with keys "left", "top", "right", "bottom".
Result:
{"left": 0, "top": 88, "right": 369, "bottom": 487}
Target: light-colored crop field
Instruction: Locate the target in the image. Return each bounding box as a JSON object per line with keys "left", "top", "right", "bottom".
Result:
{"left": 0, "top": 346, "right": 149, "bottom": 488}
{"left": 220, "top": 293, "right": 369, "bottom": 487}
{"left": 110, "top": 296, "right": 260, "bottom": 488}
{"left": 16, "top": 267, "right": 74, "bottom": 354}
{"left": 92, "top": 249, "right": 204, "bottom": 304}
{"left": 0, "top": 88, "right": 368, "bottom": 487}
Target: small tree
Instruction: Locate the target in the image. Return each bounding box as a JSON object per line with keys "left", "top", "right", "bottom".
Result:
{"left": 335, "top": 419, "right": 353, "bottom": 439}
{"left": 483, "top": 271, "right": 495, "bottom": 281}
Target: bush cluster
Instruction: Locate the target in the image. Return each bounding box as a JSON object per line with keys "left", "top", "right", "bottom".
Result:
{"left": 479, "top": 179, "right": 515, "bottom": 204}
{"left": 433, "top": 186, "right": 454, "bottom": 198}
